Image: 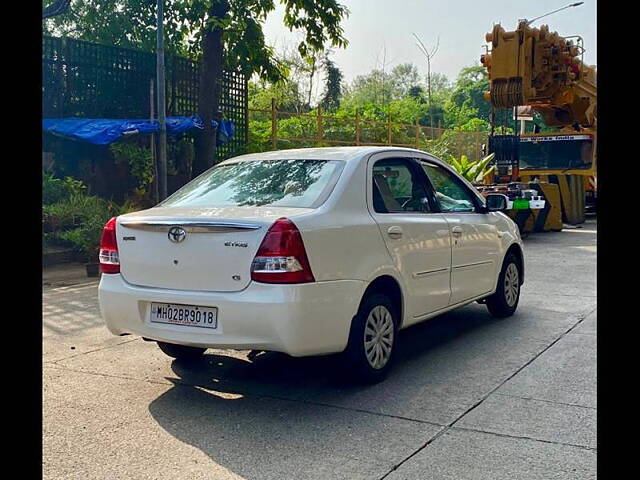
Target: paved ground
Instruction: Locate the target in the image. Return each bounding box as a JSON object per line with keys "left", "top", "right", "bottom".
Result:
{"left": 43, "top": 218, "right": 597, "bottom": 480}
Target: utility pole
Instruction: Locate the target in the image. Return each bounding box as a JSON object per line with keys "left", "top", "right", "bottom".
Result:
{"left": 156, "top": 0, "right": 168, "bottom": 200}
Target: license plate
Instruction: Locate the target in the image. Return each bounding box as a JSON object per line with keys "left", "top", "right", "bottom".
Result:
{"left": 149, "top": 302, "right": 218, "bottom": 330}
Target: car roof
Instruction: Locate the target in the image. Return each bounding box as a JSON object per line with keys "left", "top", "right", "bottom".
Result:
{"left": 220, "top": 146, "right": 444, "bottom": 164}
{"left": 215, "top": 146, "right": 486, "bottom": 206}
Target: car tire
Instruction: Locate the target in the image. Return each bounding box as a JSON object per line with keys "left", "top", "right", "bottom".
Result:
{"left": 486, "top": 253, "right": 521, "bottom": 318}
{"left": 342, "top": 293, "right": 398, "bottom": 384}
{"left": 157, "top": 341, "right": 206, "bottom": 360}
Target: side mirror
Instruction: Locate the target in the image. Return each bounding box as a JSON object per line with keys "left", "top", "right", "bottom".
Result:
{"left": 485, "top": 193, "right": 509, "bottom": 211}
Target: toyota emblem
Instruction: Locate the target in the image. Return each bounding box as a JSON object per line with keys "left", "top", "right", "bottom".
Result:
{"left": 168, "top": 226, "right": 187, "bottom": 243}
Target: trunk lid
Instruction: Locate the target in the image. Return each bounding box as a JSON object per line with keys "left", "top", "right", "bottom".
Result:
{"left": 116, "top": 206, "right": 313, "bottom": 292}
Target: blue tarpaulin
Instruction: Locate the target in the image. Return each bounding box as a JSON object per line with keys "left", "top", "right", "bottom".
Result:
{"left": 217, "top": 119, "right": 235, "bottom": 145}
{"left": 43, "top": 116, "right": 235, "bottom": 145}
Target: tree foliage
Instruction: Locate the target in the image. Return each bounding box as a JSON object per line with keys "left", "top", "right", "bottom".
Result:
{"left": 43, "top": 0, "right": 191, "bottom": 56}
{"left": 321, "top": 55, "right": 343, "bottom": 111}
{"left": 444, "top": 66, "right": 490, "bottom": 128}
{"left": 44, "top": 0, "right": 348, "bottom": 81}
{"left": 342, "top": 63, "right": 422, "bottom": 108}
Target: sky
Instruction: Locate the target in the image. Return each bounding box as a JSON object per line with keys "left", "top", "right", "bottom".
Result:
{"left": 261, "top": 0, "right": 597, "bottom": 84}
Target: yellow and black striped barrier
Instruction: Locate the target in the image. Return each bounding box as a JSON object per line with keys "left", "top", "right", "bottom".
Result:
{"left": 520, "top": 174, "right": 585, "bottom": 225}
{"left": 505, "top": 182, "right": 563, "bottom": 233}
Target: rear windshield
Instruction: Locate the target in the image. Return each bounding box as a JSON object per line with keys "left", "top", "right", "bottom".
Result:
{"left": 160, "top": 159, "right": 344, "bottom": 208}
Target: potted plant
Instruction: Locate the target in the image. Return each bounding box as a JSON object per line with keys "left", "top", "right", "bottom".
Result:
{"left": 85, "top": 258, "right": 100, "bottom": 277}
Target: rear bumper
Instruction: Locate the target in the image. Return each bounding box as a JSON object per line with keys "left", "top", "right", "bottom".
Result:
{"left": 98, "top": 274, "right": 365, "bottom": 357}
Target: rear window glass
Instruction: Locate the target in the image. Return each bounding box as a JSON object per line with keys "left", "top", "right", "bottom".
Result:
{"left": 160, "top": 159, "right": 344, "bottom": 208}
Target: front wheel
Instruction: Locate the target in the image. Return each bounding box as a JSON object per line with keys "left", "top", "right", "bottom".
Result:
{"left": 157, "top": 341, "right": 206, "bottom": 360}
{"left": 486, "top": 253, "right": 521, "bottom": 318}
{"left": 342, "top": 293, "right": 398, "bottom": 384}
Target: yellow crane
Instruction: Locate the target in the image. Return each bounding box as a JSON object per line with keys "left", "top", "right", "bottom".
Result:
{"left": 480, "top": 21, "right": 596, "bottom": 224}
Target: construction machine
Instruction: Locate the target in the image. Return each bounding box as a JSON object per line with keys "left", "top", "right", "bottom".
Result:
{"left": 480, "top": 21, "right": 597, "bottom": 225}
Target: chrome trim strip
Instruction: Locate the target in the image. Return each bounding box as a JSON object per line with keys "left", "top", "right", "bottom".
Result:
{"left": 413, "top": 267, "right": 450, "bottom": 278}
{"left": 119, "top": 219, "right": 262, "bottom": 232}
{"left": 451, "top": 260, "right": 493, "bottom": 271}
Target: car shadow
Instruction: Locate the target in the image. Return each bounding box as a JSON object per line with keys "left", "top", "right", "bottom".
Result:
{"left": 147, "top": 303, "right": 507, "bottom": 479}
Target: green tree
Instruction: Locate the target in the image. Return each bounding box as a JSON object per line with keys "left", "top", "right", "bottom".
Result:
{"left": 342, "top": 63, "right": 422, "bottom": 110}
{"left": 43, "top": 1, "right": 192, "bottom": 56}
{"left": 249, "top": 78, "right": 303, "bottom": 112}
{"left": 408, "top": 85, "right": 424, "bottom": 99}
{"left": 444, "top": 66, "right": 490, "bottom": 127}
{"left": 342, "top": 69, "right": 388, "bottom": 107}
{"left": 429, "top": 72, "right": 451, "bottom": 94}
{"left": 320, "top": 55, "right": 343, "bottom": 111}
{"left": 190, "top": 0, "right": 349, "bottom": 175}
{"left": 422, "top": 72, "right": 450, "bottom": 127}
{"left": 389, "top": 63, "right": 420, "bottom": 98}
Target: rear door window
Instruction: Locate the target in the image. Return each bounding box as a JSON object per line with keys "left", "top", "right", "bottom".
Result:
{"left": 372, "top": 158, "right": 432, "bottom": 213}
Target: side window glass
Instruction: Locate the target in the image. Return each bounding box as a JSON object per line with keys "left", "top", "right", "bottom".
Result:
{"left": 421, "top": 163, "right": 476, "bottom": 213}
{"left": 372, "top": 159, "right": 431, "bottom": 213}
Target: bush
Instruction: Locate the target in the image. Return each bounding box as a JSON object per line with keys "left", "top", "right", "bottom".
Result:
{"left": 55, "top": 215, "right": 110, "bottom": 261}
{"left": 110, "top": 142, "right": 154, "bottom": 193}
{"left": 44, "top": 194, "right": 122, "bottom": 261}
{"left": 43, "top": 171, "right": 86, "bottom": 204}
{"left": 43, "top": 200, "right": 82, "bottom": 233}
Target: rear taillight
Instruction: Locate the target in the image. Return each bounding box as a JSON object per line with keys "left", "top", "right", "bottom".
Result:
{"left": 99, "top": 217, "right": 120, "bottom": 274}
{"left": 251, "top": 217, "right": 315, "bottom": 284}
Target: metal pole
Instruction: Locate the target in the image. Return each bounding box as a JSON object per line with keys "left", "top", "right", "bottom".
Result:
{"left": 316, "top": 106, "right": 323, "bottom": 145}
{"left": 271, "top": 98, "right": 277, "bottom": 150}
{"left": 156, "top": 0, "right": 167, "bottom": 200}
{"left": 150, "top": 78, "right": 159, "bottom": 204}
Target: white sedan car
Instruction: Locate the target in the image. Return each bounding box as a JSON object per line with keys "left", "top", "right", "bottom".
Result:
{"left": 99, "top": 146, "right": 524, "bottom": 383}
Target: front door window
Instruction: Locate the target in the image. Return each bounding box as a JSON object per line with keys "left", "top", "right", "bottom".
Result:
{"left": 421, "top": 163, "right": 476, "bottom": 213}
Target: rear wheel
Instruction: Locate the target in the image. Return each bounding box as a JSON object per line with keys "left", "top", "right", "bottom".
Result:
{"left": 486, "top": 253, "right": 521, "bottom": 318}
{"left": 343, "top": 293, "right": 398, "bottom": 384}
{"left": 157, "top": 341, "right": 206, "bottom": 360}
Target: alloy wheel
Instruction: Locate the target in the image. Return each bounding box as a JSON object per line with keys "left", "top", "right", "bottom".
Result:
{"left": 504, "top": 262, "right": 520, "bottom": 307}
{"left": 363, "top": 305, "right": 394, "bottom": 369}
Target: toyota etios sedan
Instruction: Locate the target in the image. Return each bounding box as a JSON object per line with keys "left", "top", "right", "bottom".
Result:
{"left": 99, "top": 146, "right": 524, "bottom": 383}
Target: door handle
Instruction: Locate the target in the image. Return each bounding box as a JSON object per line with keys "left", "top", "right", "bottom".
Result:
{"left": 387, "top": 226, "right": 403, "bottom": 239}
{"left": 451, "top": 226, "right": 463, "bottom": 236}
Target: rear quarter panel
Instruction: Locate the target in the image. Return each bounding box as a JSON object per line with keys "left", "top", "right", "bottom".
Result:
{"left": 292, "top": 155, "right": 398, "bottom": 285}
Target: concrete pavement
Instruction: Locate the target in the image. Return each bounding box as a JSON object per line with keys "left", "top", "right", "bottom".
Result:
{"left": 43, "top": 219, "right": 596, "bottom": 479}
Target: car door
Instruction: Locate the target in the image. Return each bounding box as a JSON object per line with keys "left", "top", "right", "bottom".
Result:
{"left": 419, "top": 160, "right": 502, "bottom": 304}
{"left": 367, "top": 153, "right": 452, "bottom": 324}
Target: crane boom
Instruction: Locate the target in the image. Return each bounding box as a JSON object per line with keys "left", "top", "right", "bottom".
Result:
{"left": 480, "top": 21, "right": 596, "bottom": 128}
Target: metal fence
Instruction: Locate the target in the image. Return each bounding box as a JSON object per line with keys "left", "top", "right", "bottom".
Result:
{"left": 248, "top": 100, "right": 486, "bottom": 162}
{"left": 42, "top": 35, "right": 248, "bottom": 161}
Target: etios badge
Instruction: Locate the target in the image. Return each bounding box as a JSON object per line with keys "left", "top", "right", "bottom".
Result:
{"left": 168, "top": 227, "right": 187, "bottom": 243}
